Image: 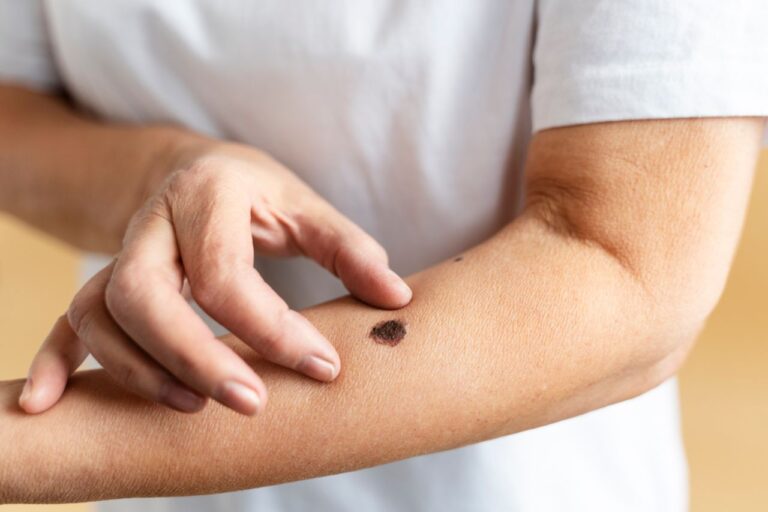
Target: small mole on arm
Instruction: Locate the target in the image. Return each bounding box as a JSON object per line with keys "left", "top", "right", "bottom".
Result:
{"left": 370, "top": 319, "right": 407, "bottom": 346}
{"left": 453, "top": 256, "right": 464, "bottom": 262}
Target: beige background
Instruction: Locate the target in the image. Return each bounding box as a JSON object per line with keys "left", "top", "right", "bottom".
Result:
{"left": 1, "top": 152, "right": 767, "bottom": 511}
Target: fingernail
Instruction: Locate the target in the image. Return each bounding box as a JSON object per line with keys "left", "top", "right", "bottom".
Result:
{"left": 286, "top": 311, "right": 340, "bottom": 381}
{"left": 164, "top": 386, "right": 206, "bottom": 413}
{"left": 386, "top": 269, "right": 413, "bottom": 302}
{"left": 216, "top": 381, "right": 262, "bottom": 416}
{"left": 297, "top": 355, "right": 339, "bottom": 382}
{"left": 18, "top": 378, "right": 33, "bottom": 406}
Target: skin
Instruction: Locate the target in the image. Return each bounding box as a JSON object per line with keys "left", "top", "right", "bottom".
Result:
{"left": 369, "top": 319, "right": 407, "bottom": 346}
{"left": 0, "top": 114, "right": 763, "bottom": 503}
{"left": 0, "top": 85, "right": 412, "bottom": 416}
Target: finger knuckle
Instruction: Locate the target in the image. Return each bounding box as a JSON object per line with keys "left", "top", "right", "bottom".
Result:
{"left": 67, "top": 297, "right": 94, "bottom": 338}
{"left": 166, "top": 167, "right": 196, "bottom": 192}
{"left": 324, "top": 244, "right": 343, "bottom": 276}
{"left": 356, "top": 234, "right": 388, "bottom": 262}
{"left": 111, "top": 362, "right": 139, "bottom": 392}
{"left": 104, "top": 264, "right": 145, "bottom": 316}
{"left": 167, "top": 162, "right": 222, "bottom": 200}
{"left": 161, "top": 173, "right": 202, "bottom": 219}
{"left": 183, "top": 159, "right": 220, "bottom": 181}
{"left": 189, "top": 267, "right": 237, "bottom": 312}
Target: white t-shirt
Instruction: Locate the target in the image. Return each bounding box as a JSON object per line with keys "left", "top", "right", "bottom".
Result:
{"left": 2, "top": 1, "right": 767, "bottom": 511}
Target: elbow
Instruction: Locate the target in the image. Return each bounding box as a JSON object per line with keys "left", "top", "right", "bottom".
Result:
{"left": 620, "top": 261, "right": 728, "bottom": 398}
{"left": 591, "top": 296, "right": 703, "bottom": 407}
{"left": 631, "top": 322, "right": 699, "bottom": 399}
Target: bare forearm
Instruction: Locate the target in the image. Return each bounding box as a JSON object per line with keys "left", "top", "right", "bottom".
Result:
{"left": 0, "top": 85, "right": 201, "bottom": 251}
{"left": 0, "top": 216, "right": 675, "bottom": 503}
{"left": 2, "top": 118, "right": 760, "bottom": 504}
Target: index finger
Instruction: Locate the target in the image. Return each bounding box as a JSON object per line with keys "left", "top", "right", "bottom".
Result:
{"left": 105, "top": 202, "right": 267, "bottom": 415}
{"left": 171, "top": 174, "right": 341, "bottom": 382}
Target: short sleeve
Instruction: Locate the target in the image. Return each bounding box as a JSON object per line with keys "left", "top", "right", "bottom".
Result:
{"left": 0, "top": 0, "right": 60, "bottom": 90}
{"left": 532, "top": 0, "right": 768, "bottom": 132}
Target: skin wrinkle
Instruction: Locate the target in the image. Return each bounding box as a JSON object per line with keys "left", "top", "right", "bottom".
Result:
{"left": 524, "top": 175, "right": 640, "bottom": 282}
{"left": 0, "top": 119, "right": 763, "bottom": 503}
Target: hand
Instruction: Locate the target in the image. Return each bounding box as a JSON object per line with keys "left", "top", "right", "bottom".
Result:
{"left": 18, "top": 141, "right": 412, "bottom": 416}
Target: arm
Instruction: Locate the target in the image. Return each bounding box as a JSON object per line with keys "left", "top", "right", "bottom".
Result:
{"left": 0, "top": 84, "right": 191, "bottom": 252}
{"left": 2, "top": 118, "right": 763, "bottom": 503}
{"left": 1, "top": 84, "right": 410, "bottom": 414}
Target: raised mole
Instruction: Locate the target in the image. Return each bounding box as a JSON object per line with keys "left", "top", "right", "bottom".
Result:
{"left": 369, "top": 319, "right": 407, "bottom": 346}
{"left": 453, "top": 256, "right": 464, "bottom": 262}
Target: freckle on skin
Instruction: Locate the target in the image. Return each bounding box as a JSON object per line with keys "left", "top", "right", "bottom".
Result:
{"left": 370, "top": 320, "right": 407, "bottom": 346}
{"left": 453, "top": 256, "right": 463, "bottom": 262}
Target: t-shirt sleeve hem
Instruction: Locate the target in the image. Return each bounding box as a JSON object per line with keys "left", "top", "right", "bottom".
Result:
{"left": 0, "top": 54, "right": 61, "bottom": 92}
{"left": 532, "top": 64, "right": 768, "bottom": 134}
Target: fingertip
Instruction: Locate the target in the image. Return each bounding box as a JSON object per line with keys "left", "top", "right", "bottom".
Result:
{"left": 163, "top": 385, "right": 209, "bottom": 414}
{"left": 19, "top": 399, "right": 52, "bottom": 415}
{"left": 297, "top": 354, "right": 340, "bottom": 382}
{"left": 215, "top": 380, "right": 267, "bottom": 416}
{"left": 383, "top": 268, "right": 413, "bottom": 308}
{"left": 18, "top": 377, "right": 61, "bottom": 414}
{"left": 337, "top": 251, "right": 412, "bottom": 309}
{"left": 17, "top": 378, "right": 34, "bottom": 412}
{"left": 359, "top": 265, "right": 412, "bottom": 309}
{"left": 284, "top": 310, "right": 341, "bottom": 381}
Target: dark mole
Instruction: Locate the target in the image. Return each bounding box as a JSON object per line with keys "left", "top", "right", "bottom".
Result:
{"left": 369, "top": 319, "right": 407, "bottom": 346}
{"left": 453, "top": 256, "right": 464, "bottom": 262}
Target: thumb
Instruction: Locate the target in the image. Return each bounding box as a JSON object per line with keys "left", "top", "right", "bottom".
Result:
{"left": 297, "top": 206, "right": 412, "bottom": 309}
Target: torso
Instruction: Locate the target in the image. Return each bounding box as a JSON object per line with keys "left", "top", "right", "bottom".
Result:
{"left": 43, "top": 2, "right": 687, "bottom": 510}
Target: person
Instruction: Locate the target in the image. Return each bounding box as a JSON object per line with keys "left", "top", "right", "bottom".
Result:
{"left": 0, "top": 0, "right": 766, "bottom": 510}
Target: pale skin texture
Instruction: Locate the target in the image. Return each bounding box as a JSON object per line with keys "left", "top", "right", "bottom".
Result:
{"left": 0, "top": 84, "right": 765, "bottom": 502}
{"left": 0, "top": 85, "right": 412, "bottom": 416}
